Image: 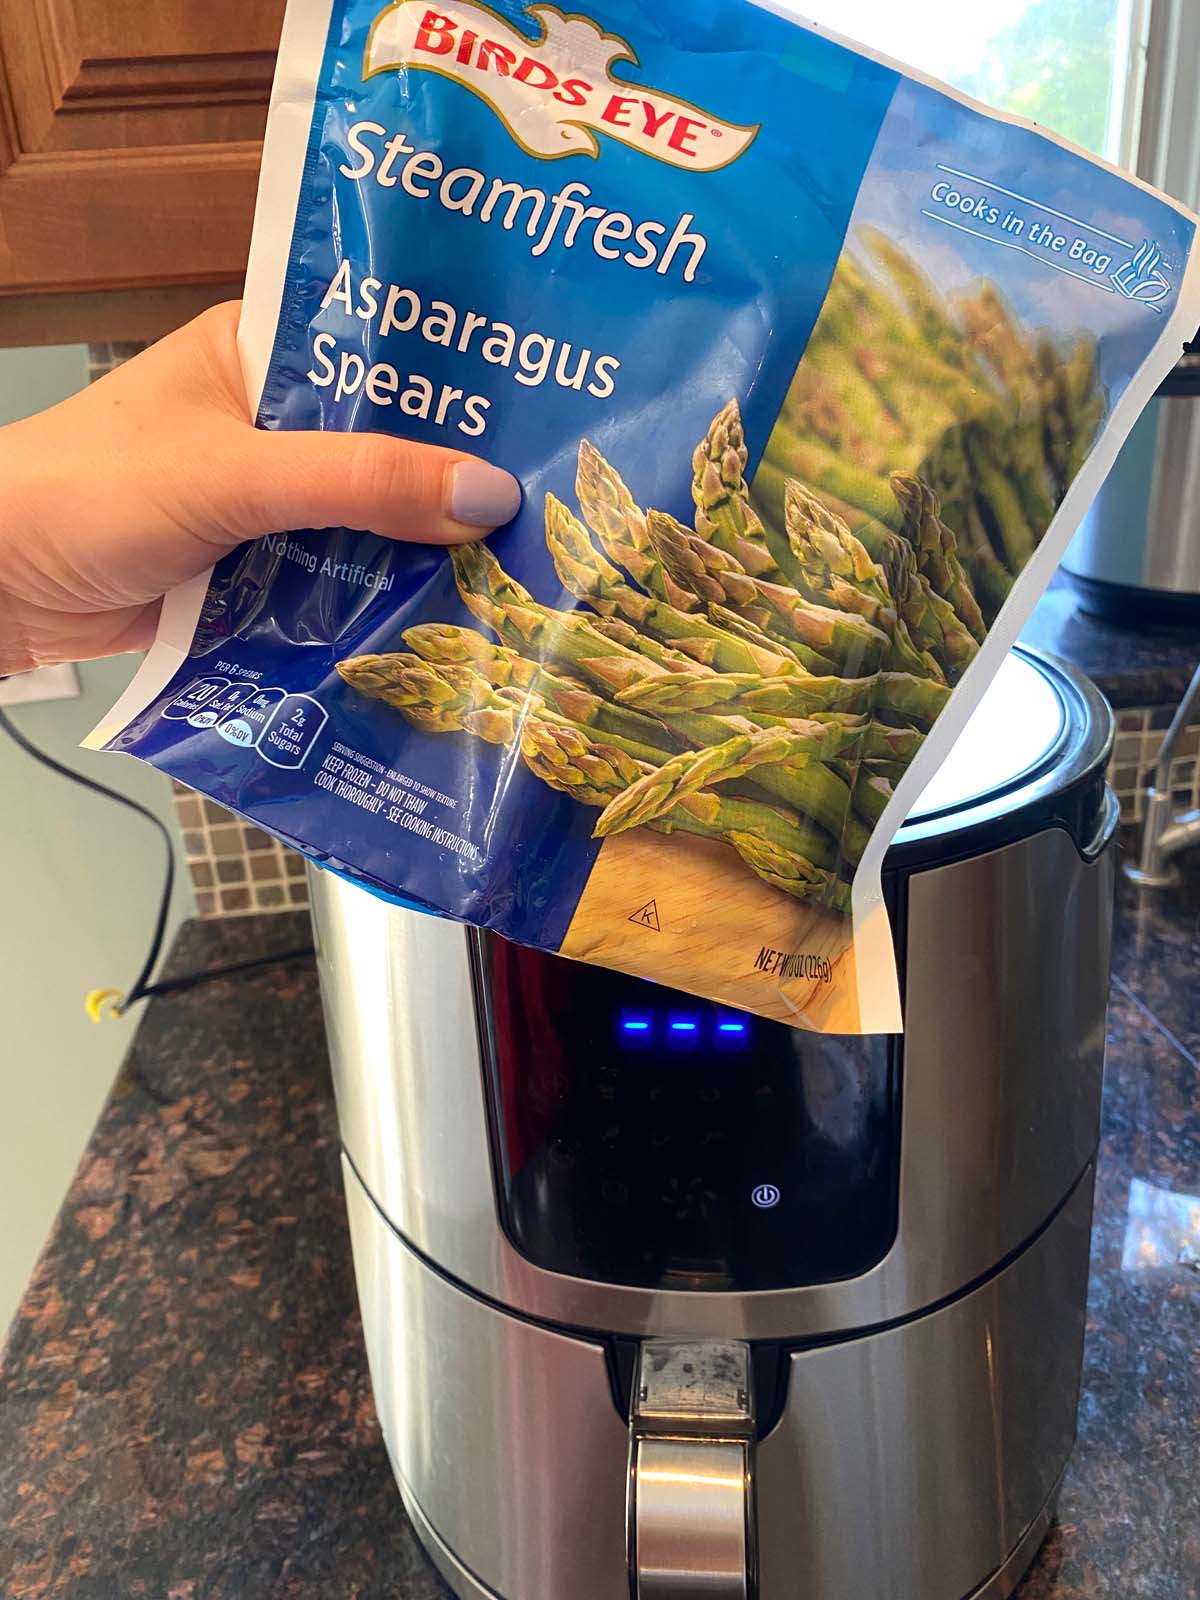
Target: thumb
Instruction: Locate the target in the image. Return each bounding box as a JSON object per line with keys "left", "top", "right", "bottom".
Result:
{"left": 228, "top": 427, "right": 523, "bottom": 544}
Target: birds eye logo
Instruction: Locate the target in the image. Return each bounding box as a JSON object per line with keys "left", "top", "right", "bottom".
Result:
{"left": 364, "top": 2, "right": 760, "bottom": 171}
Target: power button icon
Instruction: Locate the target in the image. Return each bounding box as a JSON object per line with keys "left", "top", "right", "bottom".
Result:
{"left": 751, "top": 1183, "right": 781, "bottom": 1209}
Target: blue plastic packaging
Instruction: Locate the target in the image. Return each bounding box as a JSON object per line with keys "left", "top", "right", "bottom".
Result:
{"left": 91, "top": 0, "right": 1200, "bottom": 1029}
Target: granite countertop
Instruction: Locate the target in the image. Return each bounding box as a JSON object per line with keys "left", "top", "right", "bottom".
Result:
{"left": 1021, "top": 574, "right": 1200, "bottom": 709}
{"left": 2, "top": 874, "right": 1198, "bottom": 1598}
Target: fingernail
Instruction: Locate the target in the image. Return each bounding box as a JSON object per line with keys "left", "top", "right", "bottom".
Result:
{"left": 447, "top": 460, "right": 522, "bottom": 529}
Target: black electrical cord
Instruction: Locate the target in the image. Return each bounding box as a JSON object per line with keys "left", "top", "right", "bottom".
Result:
{"left": 134, "top": 946, "right": 316, "bottom": 1002}
{"left": 0, "top": 703, "right": 313, "bottom": 1012}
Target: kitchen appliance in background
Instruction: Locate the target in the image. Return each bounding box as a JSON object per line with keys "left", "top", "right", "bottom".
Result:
{"left": 1063, "top": 338, "right": 1200, "bottom": 624}
{"left": 311, "top": 645, "right": 1117, "bottom": 1600}
{"left": 1063, "top": 1, "right": 1200, "bottom": 628}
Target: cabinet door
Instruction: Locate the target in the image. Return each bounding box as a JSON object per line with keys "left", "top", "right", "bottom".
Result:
{"left": 0, "top": 0, "right": 285, "bottom": 344}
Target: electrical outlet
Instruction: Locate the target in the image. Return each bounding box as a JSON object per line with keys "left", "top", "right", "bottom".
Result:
{"left": 0, "top": 665, "right": 80, "bottom": 705}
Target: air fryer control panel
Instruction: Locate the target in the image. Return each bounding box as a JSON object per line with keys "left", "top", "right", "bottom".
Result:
{"left": 475, "top": 935, "right": 900, "bottom": 1292}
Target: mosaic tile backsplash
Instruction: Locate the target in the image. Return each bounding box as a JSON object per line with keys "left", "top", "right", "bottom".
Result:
{"left": 1110, "top": 705, "right": 1200, "bottom": 824}
{"left": 172, "top": 784, "right": 311, "bottom": 917}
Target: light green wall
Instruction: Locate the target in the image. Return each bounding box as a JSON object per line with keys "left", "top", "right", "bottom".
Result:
{"left": 0, "top": 345, "right": 193, "bottom": 1338}
{"left": 0, "top": 344, "right": 91, "bottom": 424}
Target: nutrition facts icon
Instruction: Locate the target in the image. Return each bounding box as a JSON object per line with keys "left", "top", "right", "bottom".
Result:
{"left": 258, "top": 694, "right": 328, "bottom": 770}
{"left": 161, "top": 676, "right": 230, "bottom": 721}
{"left": 217, "top": 686, "right": 287, "bottom": 749}
{"left": 185, "top": 680, "right": 259, "bottom": 729}
{"left": 160, "top": 677, "right": 327, "bottom": 770}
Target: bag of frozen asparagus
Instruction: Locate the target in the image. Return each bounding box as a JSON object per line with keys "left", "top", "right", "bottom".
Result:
{"left": 90, "top": 0, "right": 1200, "bottom": 1031}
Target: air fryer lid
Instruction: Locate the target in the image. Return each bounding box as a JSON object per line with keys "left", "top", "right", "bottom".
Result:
{"left": 908, "top": 652, "right": 1067, "bottom": 820}
{"left": 887, "top": 645, "right": 1113, "bottom": 869}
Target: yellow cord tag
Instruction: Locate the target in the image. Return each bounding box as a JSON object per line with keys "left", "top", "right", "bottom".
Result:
{"left": 86, "top": 988, "right": 126, "bottom": 1023}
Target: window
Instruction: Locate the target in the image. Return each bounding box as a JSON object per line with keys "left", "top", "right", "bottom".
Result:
{"left": 795, "top": 0, "right": 1144, "bottom": 160}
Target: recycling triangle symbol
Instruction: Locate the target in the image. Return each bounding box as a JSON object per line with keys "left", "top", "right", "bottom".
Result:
{"left": 629, "top": 898, "right": 661, "bottom": 932}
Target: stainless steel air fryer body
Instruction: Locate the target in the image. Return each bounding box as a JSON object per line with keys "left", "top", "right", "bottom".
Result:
{"left": 311, "top": 647, "right": 1118, "bottom": 1600}
{"left": 1063, "top": 351, "right": 1200, "bottom": 625}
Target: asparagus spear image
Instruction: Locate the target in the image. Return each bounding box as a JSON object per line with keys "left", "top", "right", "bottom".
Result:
{"left": 706, "top": 604, "right": 838, "bottom": 678}
{"left": 401, "top": 624, "right": 678, "bottom": 755}
{"left": 594, "top": 724, "right": 870, "bottom": 836}
{"left": 517, "top": 718, "right": 647, "bottom": 808}
{"left": 808, "top": 713, "right": 926, "bottom": 764}
{"left": 756, "top": 444, "right": 905, "bottom": 539}
{"left": 617, "top": 667, "right": 950, "bottom": 724}
{"left": 336, "top": 652, "right": 668, "bottom": 766}
{"left": 764, "top": 235, "right": 1107, "bottom": 608}
{"left": 339, "top": 649, "right": 849, "bottom": 902}
{"left": 581, "top": 619, "right": 890, "bottom": 839}
{"left": 448, "top": 544, "right": 867, "bottom": 844}
{"left": 786, "top": 269, "right": 995, "bottom": 476}
{"left": 588, "top": 614, "right": 734, "bottom": 676}
{"left": 448, "top": 543, "right": 727, "bottom": 719}
{"left": 852, "top": 769, "right": 894, "bottom": 827}
{"left": 702, "top": 395, "right": 902, "bottom": 588}
{"left": 645, "top": 508, "right": 760, "bottom": 609}
{"left": 858, "top": 338, "right": 1001, "bottom": 439}
{"left": 647, "top": 509, "right": 890, "bottom": 674}
{"left": 400, "top": 620, "right": 555, "bottom": 692}
{"left": 957, "top": 283, "right": 1038, "bottom": 387}
{"left": 888, "top": 473, "right": 986, "bottom": 644}
{"left": 451, "top": 540, "right": 678, "bottom": 686}
{"left": 523, "top": 722, "right": 852, "bottom": 911}
{"left": 783, "top": 480, "right": 937, "bottom": 678}
{"left": 860, "top": 757, "right": 909, "bottom": 786}
{"left": 691, "top": 399, "right": 779, "bottom": 577}
{"left": 839, "top": 502, "right": 975, "bottom": 685}
{"left": 575, "top": 439, "right": 699, "bottom": 611}
{"left": 545, "top": 493, "right": 812, "bottom": 677}
{"left": 964, "top": 431, "right": 1037, "bottom": 571}
{"left": 726, "top": 830, "right": 852, "bottom": 910}
{"left": 782, "top": 479, "right": 891, "bottom": 617}
{"left": 795, "top": 343, "right": 918, "bottom": 471}
{"left": 376, "top": 653, "right": 850, "bottom": 862}
{"left": 334, "top": 654, "right": 525, "bottom": 744}
{"left": 1056, "top": 337, "right": 1107, "bottom": 481}
{"left": 1035, "top": 336, "right": 1073, "bottom": 494}
{"left": 586, "top": 721, "right": 870, "bottom": 882}
{"left": 575, "top": 437, "right": 648, "bottom": 556}
{"left": 862, "top": 228, "right": 973, "bottom": 373}
{"left": 956, "top": 501, "right": 1016, "bottom": 620}
{"left": 955, "top": 290, "right": 1060, "bottom": 540}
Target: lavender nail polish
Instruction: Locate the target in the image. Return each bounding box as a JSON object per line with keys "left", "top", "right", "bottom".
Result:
{"left": 448, "top": 461, "right": 522, "bottom": 528}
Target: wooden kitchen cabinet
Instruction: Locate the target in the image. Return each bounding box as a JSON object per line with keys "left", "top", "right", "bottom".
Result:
{"left": 0, "top": 0, "right": 286, "bottom": 346}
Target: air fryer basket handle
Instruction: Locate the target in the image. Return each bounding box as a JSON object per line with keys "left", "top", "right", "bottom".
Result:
{"left": 627, "top": 1340, "right": 756, "bottom": 1599}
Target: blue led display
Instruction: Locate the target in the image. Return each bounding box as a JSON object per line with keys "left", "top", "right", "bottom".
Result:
{"left": 616, "top": 1012, "right": 750, "bottom": 1047}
